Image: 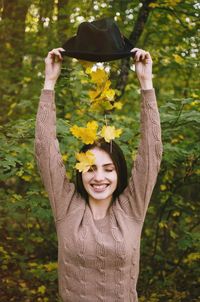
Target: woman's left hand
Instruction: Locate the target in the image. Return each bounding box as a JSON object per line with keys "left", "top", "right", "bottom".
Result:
{"left": 131, "top": 48, "right": 153, "bottom": 89}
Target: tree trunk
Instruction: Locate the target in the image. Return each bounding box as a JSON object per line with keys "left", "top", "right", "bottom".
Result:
{"left": 0, "top": 0, "right": 31, "bottom": 69}
{"left": 115, "top": 0, "right": 154, "bottom": 98}
{"left": 57, "top": 0, "right": 70, "bottom": 44}
{"left": 0, "top": 0, "right": 31, "bottom": 123}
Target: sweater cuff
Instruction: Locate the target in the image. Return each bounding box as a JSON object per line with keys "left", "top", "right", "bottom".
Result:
{"left": 141, "top": 88, "right": 155, "bottom": 102}
{"left": 40, "top": 89, "right": 55, "bottom": 102}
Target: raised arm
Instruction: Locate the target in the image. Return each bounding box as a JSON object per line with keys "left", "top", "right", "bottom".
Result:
{"left": 117, "top": 49, "right": 163, "bottom": 221}
{"left": 34, "top": 48, "right": 76, "bottom": 223}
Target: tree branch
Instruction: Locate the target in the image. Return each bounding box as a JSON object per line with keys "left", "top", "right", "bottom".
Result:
{"left": 115, "top": 0, "right": 155, "bottom": 98}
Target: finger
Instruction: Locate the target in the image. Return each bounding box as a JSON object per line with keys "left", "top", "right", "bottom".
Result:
{"left": 130, "top": 47, "right": 140, "bottom": 52}
{"left": 144, "top": 52, "right": 153, "bottom": 64}
{"left": 49, "top": 49, "right": 63, "bottom": 60}
{"left": 57, "top": 47, "right": 65, "bottom": 51}
{"left": 135, "top": 50, "right": 145, "bottom": 61}
{"left": 130, "top": 48, "right": 139, "bottom": 58}
{"left": 45, "top": 53, "right": 62, "bottom": 65}
{"left": 56, "top": 47, "right": 66, "bottom": 56}
{"left": 145, "top": 51, "right": 152, "bottom": 61}
{"left": 50, "top": 47, "right": 65, "bottom": 52}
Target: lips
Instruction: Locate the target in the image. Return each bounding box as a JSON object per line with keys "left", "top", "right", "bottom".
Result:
{"left": 90, "top": 184, "right": 109, "bottom": 192}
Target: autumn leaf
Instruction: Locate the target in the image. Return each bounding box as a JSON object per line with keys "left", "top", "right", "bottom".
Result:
{"left": 79, "top": 60, "right": 94, "bottom": 69}
{"left": 86, "top": 120, "right": 98, "bottom": 130}
{"left": 88, "top": 88, "right": 102, "bottom": 101}
{"left": 75, "top": 150, "right": 95, "bottom": 173}
{"left": 93, "top": 80, "right": 114, "bottom": 102}
{"left": 90, "top": 69, "right": 108, "bottom": 85}
{"left": 70, "top": 121, "right": 98, "bottom": 144}
{"left": 104, "top": 88, "right": 115, "bottom": 101}
{"left": 113, "top": 101, "right": 123, "bottom": 110}
{"left": 173, "top": 54, "right": 184, "bottom": 64}
{"left": 104, "top": 79, "right": 111, "bottom": 90}
{"left": 100, "top": 125, "right": 122, "bottom": 142}
{"left": 90, "top": 100, "right": 114, "bottom": 112}
{"left": 70, "top": 125, "right": 81, "bottom": 139}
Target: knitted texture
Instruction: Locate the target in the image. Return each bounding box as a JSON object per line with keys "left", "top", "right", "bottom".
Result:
{"left": 34, "top": 89, "right": 163, "bottom": 302}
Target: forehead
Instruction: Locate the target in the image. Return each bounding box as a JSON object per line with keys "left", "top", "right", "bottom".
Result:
{"left": 90, "top": 147, "right": 113, "bottom": 165}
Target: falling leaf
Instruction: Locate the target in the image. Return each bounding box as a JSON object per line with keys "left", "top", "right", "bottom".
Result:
{"left": 104, "top": 89, "right": 115, "bottom": 101}
{"left": 75, "top": 150, "right": 95, "bottom": 173}
{"left": 70, "top": 121, "right": 98, "bottom": 144}
{"left": 79, "top": 60, "right": 94, "bottom": 69}
{"left": 100, "top": 125, "right": 122, "bottom": 142}
{"left": 88, "top": 88, "right": 102, "bottom": 101}
{"left": 173, "top": 54, "right": 184, "bottom": 64}
{"left": 90, "top": 69, "right": 108, "bottom": 85}
{"left": 113, "top": 101, "right": 123, "bottom": 110}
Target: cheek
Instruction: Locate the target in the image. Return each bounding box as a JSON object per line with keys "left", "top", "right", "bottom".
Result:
{"left": 82, "top": 172, "right": 91, "bottom": 188}
{"left": 112, "top": 172, "right": 118, "bottom": 188}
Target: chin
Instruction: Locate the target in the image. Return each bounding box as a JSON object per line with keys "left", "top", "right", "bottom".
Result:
{"left": 87, "top": 186, "right": 116, "bottom": 202}
{"left": 91, "top": 194, "right": 112, "bottom": 202}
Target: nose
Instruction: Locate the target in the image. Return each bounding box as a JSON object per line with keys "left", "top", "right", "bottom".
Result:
{"left": 93, "top": 168, "right": 105, "bottom": 182}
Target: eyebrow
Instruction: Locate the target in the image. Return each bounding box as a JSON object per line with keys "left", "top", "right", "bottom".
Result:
{"left": 91, "top": 163, "right": 115, "bottom": 168}
{"left": 103, "top": 163, "right": 115, "bottom": 167}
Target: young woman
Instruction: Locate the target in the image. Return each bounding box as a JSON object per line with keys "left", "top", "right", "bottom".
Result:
{"left": 35, "top": 47, "right": 162, "bottom": 302}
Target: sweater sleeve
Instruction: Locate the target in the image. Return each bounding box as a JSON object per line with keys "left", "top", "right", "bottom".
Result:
{"left": 34, "top": 89, "right": 76, "bottom": 222}
{"left": 117, "top": 89, "right": 163, "bottom": 221}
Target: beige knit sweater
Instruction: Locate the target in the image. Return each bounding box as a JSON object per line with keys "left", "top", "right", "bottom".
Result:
{"left": 34, "top": 88, "right": 162, "bottom": 302}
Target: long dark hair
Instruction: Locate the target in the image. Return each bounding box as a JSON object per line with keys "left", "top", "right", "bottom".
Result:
{"left": 76, "top": 138, "right": 128, "bottom": 203}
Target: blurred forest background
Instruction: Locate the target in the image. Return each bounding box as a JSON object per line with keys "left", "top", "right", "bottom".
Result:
{"left": 0, "top": 0, "right": 199, "bottom": 301}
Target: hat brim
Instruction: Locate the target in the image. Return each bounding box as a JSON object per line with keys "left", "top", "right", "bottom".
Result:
{"left": 61, "top": 36, "right": 134, "bottom": 62}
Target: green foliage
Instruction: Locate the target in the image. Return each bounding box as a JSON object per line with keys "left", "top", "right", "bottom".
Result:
{"left": 0, "top": 0, "right": 199, "bottom": 301}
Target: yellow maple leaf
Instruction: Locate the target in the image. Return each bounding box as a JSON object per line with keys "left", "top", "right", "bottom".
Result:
{"left": 86, "top": 120, "right": 98, "bottom": 130}
{"left": 89, "top": 102, "right": 102, "bottom": 112}
{"left": 95, "top": 80, "right": 113, "bottom": 100}
{"left": 173, "top": 54, "right": 184, "bottom": 64}
{"left": 75, "top": 150, "right": 95, "bottom": 173}
{"left": 79, "top": 60, "right": 94, "bottom": 69}
{"left": 101, "top": 101, "right": 114, "bottom": 111}
{"left": 90, "top": 69, "right": 108, "bottom": 85}
{"left": 88, "top": 88, "right": 101, "bottom": 100}
{"left": 85, "top": 67, "right": 93, "bottom": 74}
{"left": 104, "top": 79, "right": 111, "bottom": 90}
{"left": 70, "top": 121, "right": 98, "bottom": 144}
{"left": 70, "top": 125, "right": 82, "bottom": 139}
{"left": 80, "top": 127, "right": 98, "bottom": 145}
{"left": 104, "top": 88, "right": 115, "bottom": 101}
{"left": 113, "top": 101, "right": 123, "bottom": 110}
{"left": 100, "top": 126, "right": 122, "bottom": 142}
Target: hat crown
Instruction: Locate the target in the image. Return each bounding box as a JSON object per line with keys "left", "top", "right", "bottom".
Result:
{"left": 62, "top": 18, "right": 133, "bottom": 62}
{"left": 75, "top": 18, "right": 125, "bottom": 53}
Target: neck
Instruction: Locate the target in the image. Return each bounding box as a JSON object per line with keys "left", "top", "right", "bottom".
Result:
{"left": 88, "top": 196, "right": 112, "bottom": 220}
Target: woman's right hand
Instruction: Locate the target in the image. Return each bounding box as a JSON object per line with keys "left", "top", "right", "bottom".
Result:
{"left": 44, "top": 47, "right": 65, "bottom": 90}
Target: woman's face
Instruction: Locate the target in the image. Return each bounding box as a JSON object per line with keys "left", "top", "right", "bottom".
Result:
{"left": 82, "top": 147, "right": 118, "bottom": 203}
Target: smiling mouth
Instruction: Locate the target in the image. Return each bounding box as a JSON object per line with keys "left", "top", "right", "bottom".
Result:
{"left": 90, "top": 184, "right": 110, "bottom": 192}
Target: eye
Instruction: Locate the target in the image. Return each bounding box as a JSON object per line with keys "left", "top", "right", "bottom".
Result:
{"left": 105, "top": 168, "right": 114, "bottom": 172}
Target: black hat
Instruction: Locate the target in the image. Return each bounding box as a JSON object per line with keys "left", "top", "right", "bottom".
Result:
{"left": 61, "top": 18, "right": 134, "bottom": 62}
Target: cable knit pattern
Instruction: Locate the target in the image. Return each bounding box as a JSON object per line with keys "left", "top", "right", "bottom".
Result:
{"left": 118, "top": 89, "right": 163, "bottom": 222}
{"left": 34, "top": 88, "right": 162, "bottom": 302}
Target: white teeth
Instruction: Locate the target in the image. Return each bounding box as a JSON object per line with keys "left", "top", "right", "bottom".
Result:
{"left": 92, "top": 185, "right": 108, "bottom": 189}
{"left": 91, "top": 184, "right": 109, "bottom": 192}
